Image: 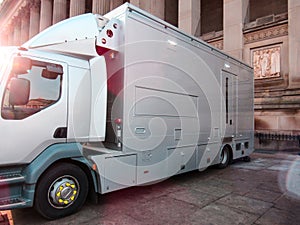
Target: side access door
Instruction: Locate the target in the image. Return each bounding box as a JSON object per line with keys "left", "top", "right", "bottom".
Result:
{"left": 222, "top": 70, "right": 237, "bottom": 137}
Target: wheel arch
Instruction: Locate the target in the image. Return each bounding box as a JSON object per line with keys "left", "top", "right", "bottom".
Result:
{"left": 65, "top": 158, "right": 99, "bottom": 202}
{"left": 37, "top": 158, "right": 98, "bottom": 196}
{"left": 222, "top": 143, "right": 233, "bottom": 162}
{"left": 22, "top": 143, "right": 99, "bottom": 204}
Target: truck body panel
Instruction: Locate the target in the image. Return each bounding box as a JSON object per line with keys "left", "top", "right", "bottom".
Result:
{"left": 92, "top": 4, "right": 254, "bottom": 186}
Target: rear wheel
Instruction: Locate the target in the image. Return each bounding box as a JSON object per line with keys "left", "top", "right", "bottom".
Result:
{"left": 34, "top": 163, "right": 89, "bottom": 219}
{"left": 218, "top": 146, "right": 231, "bottom": 169}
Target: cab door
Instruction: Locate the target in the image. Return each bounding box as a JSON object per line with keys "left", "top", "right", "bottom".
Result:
{"left": 0, "top": 56, "right": 68, "bottom": 165}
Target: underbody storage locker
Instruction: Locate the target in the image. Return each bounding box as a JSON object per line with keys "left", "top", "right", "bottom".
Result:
{"left": 90, "top": 153, "right": 137, "bottom": 193}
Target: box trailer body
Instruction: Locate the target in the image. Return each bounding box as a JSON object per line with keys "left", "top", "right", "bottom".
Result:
{"left": 0, "top": 3, "right": 254, "bottom": 219}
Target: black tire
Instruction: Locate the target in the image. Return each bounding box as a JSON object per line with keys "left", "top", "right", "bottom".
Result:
{"left": 34, "top": 163, "right": 89, "bottom": 220}
{"left": 217, "top": 146, "right": 231, "bottom": 169}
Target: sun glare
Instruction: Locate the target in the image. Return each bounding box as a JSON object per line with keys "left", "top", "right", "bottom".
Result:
{"left": 0, "top": 47, "right": 15, "bottom": 81}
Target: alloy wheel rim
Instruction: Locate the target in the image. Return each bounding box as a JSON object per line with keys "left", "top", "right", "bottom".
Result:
{"left": 48, "top": 175, "right": 80, "bottom": 209}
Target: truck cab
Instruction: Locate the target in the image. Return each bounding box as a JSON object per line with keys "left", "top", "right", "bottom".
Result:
{"left": 0, "top": 13, "right": 112, "bottom": 219}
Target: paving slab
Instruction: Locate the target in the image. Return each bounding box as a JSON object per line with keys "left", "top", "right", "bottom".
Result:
{"left": 216, "top": 194, "right": 273, "bottom": 215}
{"left": 168, "top": 189, "right": 219, "bottom": 208}
{"left": 86, "top": 213, "right": 144, "bottom": 225}
{"left": 252, "top": 169, "right": 279, "bottom": 182}
{"left": 268, "top": 164, "right": 292, "bottom": 171}
{"left": 196, "top": 177, "right": 233, "bottom": 189}
{"left": 216, "top": 167, "right": 257, "bottom": 182}
{"left": 229, "top": 180, "right": 259, "bottom": 196}
{"left": 180, "top": 181, "right": 232, "bottom": 198}
{"left": 245, "top": 188, "right": 283, "bottom": 203}
{"left": 274, "top": 195, "right": 300, "bottom": 215}
{"left": 257, "top": 181, "right": 283, "bottom": 194}
{"left": 190, "top": 203, "right": 258, "bottom": 225}
{"left": 125, "top": 195, "right": 197, "bottom": 225}
{"left": 255, "top": 207, "right": 300, "bottom": 225}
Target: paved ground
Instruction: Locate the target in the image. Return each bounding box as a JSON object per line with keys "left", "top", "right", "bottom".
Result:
{"left": 1, "top": 151, "right": 300, "bottom": 225}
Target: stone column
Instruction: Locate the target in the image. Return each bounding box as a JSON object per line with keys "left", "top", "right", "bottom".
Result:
{"left": 139, "top": 0, "right": 151, "bottom": 12}
{"left": 70, "top": 0, "right": 86, "bottom": 17}
{"left": 92, "top": 0, "right": 110, "bottom": 15}
{"left": 129, "top": 0, "right": 140, "bottom": 7}
{"left": 53, "top": 0, "right": 67, "bottom": 24}
{"left": 13, "top": 17, "right": 22, "bottom": 46}
{"left": 223, "top": 0, "right": 249, "bottom": 60}
{"left": 130, "top": 0, "right": 165, "bottom": 20}
{"left": 29, "top": 0, "right": 40, "bottom": 38}
{"left": 150, "top": 0, "right": 165, "bottom": 20}
{"left": 110, "top": 0, "right": 124, "bottom": 10}
{"left": 20, "top": 9, "right": 30, "bottom": 44}
{"left": 40, "top": 0, "right": 53, "bottom": 31}
{"left": 6, "top": 26, "right": 14, "bottom": 46}
{"left": 178, "top": 0, "right": 201, "bottom": 36}
{"left": 288, "top": 0, "right": 300, "bottom": 88}
{"left": 0, "top": 33, "right": 8, "bottom": 46}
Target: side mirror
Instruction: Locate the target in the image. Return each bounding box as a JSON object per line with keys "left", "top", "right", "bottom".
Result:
{"left": 42, "top": 69, "right": 59, "bottom": 80}
{"left": 12, "top": 57, "right": 32, "bottom": 74}
{"left": 9, "top": 78, "right": 30, "bottom": 106}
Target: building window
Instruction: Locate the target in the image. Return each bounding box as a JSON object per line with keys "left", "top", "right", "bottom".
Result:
{"left": 85, "top": 0, "right": 92, "bottom": 13}
{"left": 201, "top": 0, "right": 223, "bottom": 35}
{"left": 165, "top": 0, "right": 179, "bottom": 27}
{"left": 249, "top": 0, "right": 288, "bottom": 22}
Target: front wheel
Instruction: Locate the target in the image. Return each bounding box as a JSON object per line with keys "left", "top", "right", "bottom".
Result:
{"left": 217, "top": 146, "right": 231, "bottom": 169}
{"left": 34, "top": 163, "right": 89, "bottom": 219}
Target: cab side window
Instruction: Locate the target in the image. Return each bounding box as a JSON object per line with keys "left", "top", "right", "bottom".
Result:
{"left": 1, "top": 59, "right": 63, "bottom": 120}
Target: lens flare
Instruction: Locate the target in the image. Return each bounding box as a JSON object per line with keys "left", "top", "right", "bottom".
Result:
{"left": 285, "top": 157, "right": 300, "bottom": 199}
{"left": 0, "top": 47, "right": 16, "bottom": 81}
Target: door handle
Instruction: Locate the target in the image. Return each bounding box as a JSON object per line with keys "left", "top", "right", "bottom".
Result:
{"left": 53, "top": 127, "right": 67, "bottom": 138}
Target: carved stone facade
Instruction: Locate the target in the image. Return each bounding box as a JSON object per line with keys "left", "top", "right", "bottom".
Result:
{"left": 0, "top": 0, "right": 299, "bottom": 151}
{"left": 208, "top": 39, "right": 223, "bottom": 50}
{"left": 252, "top": 45, "right": 281, "bottom": 79}
{"left": 244, "top": 23, "right": 288, "bottom": 44}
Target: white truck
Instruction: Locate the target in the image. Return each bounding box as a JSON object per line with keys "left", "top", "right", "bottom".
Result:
{"left": 0, "top": 3, "right": 254, "bottom": 219}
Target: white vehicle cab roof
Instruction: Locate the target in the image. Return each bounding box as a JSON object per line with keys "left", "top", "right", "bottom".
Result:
{"left": 22, "top": 13, "right": 108, "bottom": 58}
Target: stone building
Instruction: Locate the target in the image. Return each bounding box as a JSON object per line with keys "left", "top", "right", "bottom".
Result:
{"left": 0, "top": 0, "right": 299, "bottom": 150}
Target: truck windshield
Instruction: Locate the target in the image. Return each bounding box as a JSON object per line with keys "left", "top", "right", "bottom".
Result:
{"left": 1, "top": 59, "right": 63, "bottom": 120}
